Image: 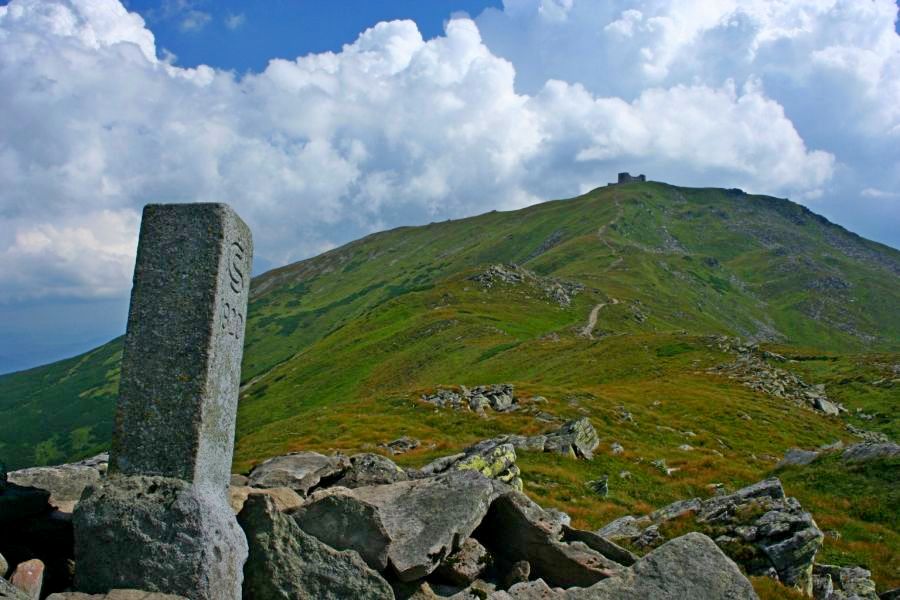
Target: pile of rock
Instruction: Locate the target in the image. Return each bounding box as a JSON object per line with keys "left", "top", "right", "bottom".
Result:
{"left": 422, "top": 384, "right": 518, "bottom": 413}
{"left": 468, "top": 264, "right": 584, "bottom": 307}
{"left": 597, "top": 478, "right": 824, "bottom": 595}
{"left": 460, "top": 417, "right": 601, "bottom": 461}
{"left": 707, "top": 337, "right": 844, "bottom": 415}
{"left": 813, "top": 564, "right": 879, "bottom": 600}
{"left": 1, "top": 430, "right": 765, "bottom": 600}
{"left": 249, "top": 471, "right": 758, "bottom": 600}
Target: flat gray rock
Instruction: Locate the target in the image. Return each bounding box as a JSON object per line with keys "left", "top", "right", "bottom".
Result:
{"left": 248, "top": 452, "right": 349, "bottom": 495}
{"left": 841, "top": 442, "right": 900, "bottom": 463}
{"left": 238, "top": 494, "right": 393, "bottom": 600}
{"left": 566, "top": 533, "right": 759, "bottom": 599}
{"left": 293, "top": 470, "right": 502, "bottom": 581}
{"left": 777, "top": 448, "right": 820, "bottom": 467}
{"left": 8, "top": 462, "right": 102, "bottom": 509}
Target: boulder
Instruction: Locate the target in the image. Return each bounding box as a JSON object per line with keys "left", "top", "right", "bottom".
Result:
{"left": 247, "top": 452, "right": 349, "bottom": 495}
{"left": 293, "top": 470, "right": 502, "bottom": 581}
{"left": 434, "top": 538, "right": 491, "bottom": 586}
{"left": 7, "top": 459, "right": 103, "bottom": 511}
{"left": 593, "top": 478, "right": 822, "bottom": 595}
{"left": 778, "top": 448, "right": 821, "bottom": 468}
{"left": 0, "top": 553, "right": 6, "bottom": 578}
{"left": 566, "top": 533, "right": 758, "bottom": 600}
{"left": 413, "top": 443, "right": 522, "bottom": 490}
{"left": 475, "top": 491, "right": 623, "bottom": 588}
{"left": 542, "top": 418, "right": 599, "bottom": 459}
{"left": 841, "top": 442, "right": 900, "bottom": 463}
{"left": 9, "top": 560, "right": 43, "bottom": 600}
{"left": 46, "top": 592, "right": 187, "bottom": 599}
{"left": 229, "top": 474, "right": 248, "bottom": 487}
{"left": 380, "top": 437, "right": 420, "bottom": 455}
{"left": 332, "top": 453, "right": 409, "bottom": 489}
{"left": 237, "top": 494, "right": 393, "bottom": 600}
{"left": 228, "top": 486, "right": 303, "bottom": 513}
{"left": 72, "top": 475, "right": 247, "bottom": 600}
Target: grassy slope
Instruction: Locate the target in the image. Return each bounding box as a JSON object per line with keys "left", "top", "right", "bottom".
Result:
{"left": 1, "top": 181, "right": 898, "bottom": 592}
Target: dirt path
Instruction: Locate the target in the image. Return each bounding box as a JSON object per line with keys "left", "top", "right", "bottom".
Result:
{"left": 579, "top": 298, "right": 618, "bottom": 339}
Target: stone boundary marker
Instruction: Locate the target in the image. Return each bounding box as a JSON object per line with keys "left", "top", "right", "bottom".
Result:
{"left": 74, "top": 204, "right": 252, "bottom": 600}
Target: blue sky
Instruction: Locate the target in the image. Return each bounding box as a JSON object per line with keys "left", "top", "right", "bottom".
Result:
{"left": 121, "top": 0, "right": 502, "bottom": 72}
{"left": 0, "top": 0, "right": 898, "bottom": 374}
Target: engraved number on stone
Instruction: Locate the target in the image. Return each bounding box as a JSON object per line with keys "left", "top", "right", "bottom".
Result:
{"left": 229, "top": 241, "right": 245, "bottom": 294}
{"left": 222, "top": 301, "right": 244, "bottom": 340}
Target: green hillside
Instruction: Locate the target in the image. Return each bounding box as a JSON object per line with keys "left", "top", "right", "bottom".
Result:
{"left": 2, "top": 181, "right": 898, "bottom": 592}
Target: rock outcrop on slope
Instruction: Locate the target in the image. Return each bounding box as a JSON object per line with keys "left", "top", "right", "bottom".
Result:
{"left": 597, "top": 478, "right": 823, "bottom": 595}
{"left": 422, "top": 384, "right": 518, "bottom": 413}
{"left": 707, "top": 337, "right": 844, "bottom": 415}
{"left": 468, "top": 264, "right": 584, "bottom": 307}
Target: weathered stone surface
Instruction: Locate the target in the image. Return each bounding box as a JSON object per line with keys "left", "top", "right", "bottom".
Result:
{"left": 504, "top": 560, "right": 531, "bottom": 589}
{"left": 247, "top": 452, "right": 349, "bottom": 495}
{"left": 0, "top": 577, "right": 27, "bottom": 600}
{"left": 73, "top": 204, "right": 252, "bottom": 600}
{"left": 778, "top": 448, "right": 821, "bottom": 468}
{"left": 594, "top": 516, "right": 649, "bottom": 541}
{"left": 841, "top": 442, "right": 900, "bottom": 463}
{"left": 7, "top": 459, "right": 103, "bottom": 510}
{"left": 332, "top": 453, "right": 408, "bottom": 489}
{"left": 490, "top": 580, "right": 562, "bottom": 600}
{"left": 813, "top": 564, "right": 878, "bottom": 600}
{"left": 9, "top": 560, "right": 43, "bottom": 600}
{"left": 238, "top": 494, "right": 393, "bottom": 600}
{"left": 0, "top": 553, "right": 7, "bottom": 579}
{"left": 413, "top": 443, "right": 522, "bottom": 490}
{"left": 227, "top": 485, "right": 303, "bottom": 514}
{"left": 566, "top": 533, "right": 758, "bottom": 600}
{"left": 542, "top": 418, "right": 599, "bottom": 459}
{"left": 229, "top": 474, "right": 248, "bottom": 487}
{"left": 593, "top": 478, "right": 822, "bottom": 595}
{"left": 111, "top": 204, "right": 252, "bottom": 490}
{"left": 73, "top": 475, "right": 247, "bottom": 600}
{"left": 476, "top": 491, "right": 622, "bottom": 588}
{"left": 47, "top": 592, "right": 187, "bottom": 600}
{"left": 561, "top": 526, "right": 638, "bottom": 566}
{"left": 434, "top": 538, "right": 490, "bottom": 586}
{"left": 293, "top": 470, "right": 502, "bottom": 581}
{"left": 380, "top": 437, "right": 420, "bottom": 455}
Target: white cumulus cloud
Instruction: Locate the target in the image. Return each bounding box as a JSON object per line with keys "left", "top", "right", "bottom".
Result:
{"left": 0, "top": 0, "right": 896, "bottom": 311}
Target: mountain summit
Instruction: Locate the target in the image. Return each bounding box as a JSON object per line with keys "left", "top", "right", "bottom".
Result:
{"left": 1, "top": 180, "right": 898, "bottom": 592}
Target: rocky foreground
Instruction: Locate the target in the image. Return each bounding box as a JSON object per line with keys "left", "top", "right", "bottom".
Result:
{"left": 2, "top": 421, "right": 897, "bottom": 599}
